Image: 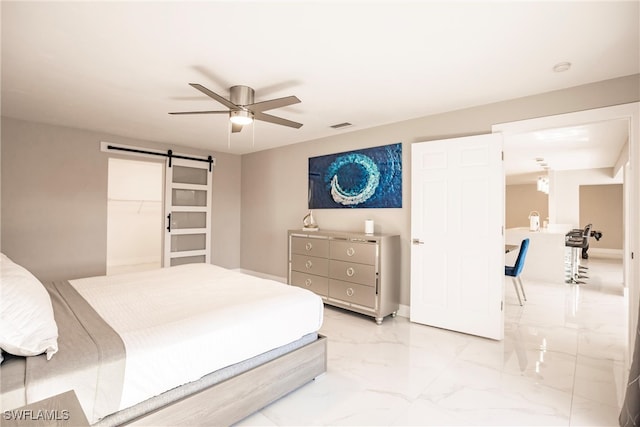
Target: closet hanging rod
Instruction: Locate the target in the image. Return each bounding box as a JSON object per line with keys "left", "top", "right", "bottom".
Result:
{"left": 105, "top": 144, "right": 215, "bottom": 171}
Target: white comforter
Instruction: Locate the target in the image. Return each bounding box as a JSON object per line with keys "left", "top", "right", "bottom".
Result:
{"left": 69, "top": 263, "right": 324, "bottom": 411}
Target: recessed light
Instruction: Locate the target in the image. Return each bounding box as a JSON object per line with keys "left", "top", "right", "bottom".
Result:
{"left": 553, "top": 62, "right": 571, "bottom": 73}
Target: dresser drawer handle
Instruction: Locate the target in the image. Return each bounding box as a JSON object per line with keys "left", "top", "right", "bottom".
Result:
{"left": 305, "top": 242, "right": 313, "bottom": 251}
{"left": 346, "top": 267, "right": 355, "bottom": 277}
{"left": 305, "top": 260, "right": 313, "bottom": 269}
{"left": 304, "top": 278, "right": 313, "bottom": 287}
{"left": 346, "top": 287, "right": 355, "bottom": 297}
{"left": 346, "top": 247, "right": 355, "bottom": 257}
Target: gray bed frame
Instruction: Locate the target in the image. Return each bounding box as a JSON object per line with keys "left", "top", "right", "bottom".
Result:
{"left": 123, "top": 335, "right": 327, "bottom": 426}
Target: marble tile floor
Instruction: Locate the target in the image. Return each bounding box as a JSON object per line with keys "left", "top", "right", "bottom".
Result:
{"left": 237, "top": 258, "right": 628, "bottom": 426}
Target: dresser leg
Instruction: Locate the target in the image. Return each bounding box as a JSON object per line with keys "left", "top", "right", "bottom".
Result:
{"left": 391, "top": 311, "right": 397, "bottom": 318}
{"left": 375, "top": 317, "right": 383, "bottom": 325}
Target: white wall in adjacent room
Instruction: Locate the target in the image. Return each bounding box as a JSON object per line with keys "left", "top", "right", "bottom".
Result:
{"left": 107, "top": 158, "right": 163, "bottom": 273}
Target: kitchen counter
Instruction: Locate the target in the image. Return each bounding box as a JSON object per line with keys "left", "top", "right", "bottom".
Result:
{"left": 506, "top": 226, "right": 573, "bottom": 284}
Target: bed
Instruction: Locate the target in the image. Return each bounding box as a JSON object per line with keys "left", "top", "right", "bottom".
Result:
{"left": 0, "top": 253, "right": 326, "bottom": 426}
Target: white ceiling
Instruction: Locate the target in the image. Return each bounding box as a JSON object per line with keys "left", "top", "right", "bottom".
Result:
{"left": 2, "top": 0, "right": 638, "bottom": 166}
{"left": 503, "top": 119, "right": 630, "bottom": 183}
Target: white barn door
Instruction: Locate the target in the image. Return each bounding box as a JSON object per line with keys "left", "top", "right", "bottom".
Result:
{"left": 164, "top": 158, "right": 212, "bottom": 267}
{"left": 410, "top": 133, "right": 505, "bottom": 340}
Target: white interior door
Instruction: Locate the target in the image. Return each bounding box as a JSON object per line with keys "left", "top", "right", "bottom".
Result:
{"left": 410, "top": 133, "right": 505, "bottom": 340}
{"left": 164, "top": 158, "right": 212, "bottom": 267}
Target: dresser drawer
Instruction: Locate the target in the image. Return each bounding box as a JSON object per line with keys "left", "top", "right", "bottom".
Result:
{"left": 291, "top": 236, "right": 329, "bottom": 257}
{"left": 330, "top": 240, "right": 377, "bottom": 265}
{"left": 291, "top": 254, "right": 329, "bottom": 276}
{"left": 329, "top": 279, "right": 376, "bottom": 307}
{"left": 290, "top": 271, "right": 329, "bottom": 296}
{"left": 329, "top": 260, "right": 376, "bottom": 286}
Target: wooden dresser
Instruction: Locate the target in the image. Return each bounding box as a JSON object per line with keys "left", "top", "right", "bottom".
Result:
{"left": 288, "top": 229, "right": 400, "bottom": 324}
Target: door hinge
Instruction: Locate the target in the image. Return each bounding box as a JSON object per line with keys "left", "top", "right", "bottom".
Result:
{"left": 632, "top": 252, "right": 635, "bottom": 260}
{"left": 501, "top": 301, "right": 504, "bottom": 311}
{"left": 501, "top": 151, "right": 504, "bottom": 161}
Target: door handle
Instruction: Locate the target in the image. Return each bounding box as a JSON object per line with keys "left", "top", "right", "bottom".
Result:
{"left": 166, "top": 213, "right": 172, "bottom": 232}
{"left": 412, "top": 238, "right": 425, "bottom": 245}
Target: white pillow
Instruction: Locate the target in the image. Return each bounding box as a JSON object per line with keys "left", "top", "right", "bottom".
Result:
{"left": 0, "top": 253, "right": 58, "bottom": 359}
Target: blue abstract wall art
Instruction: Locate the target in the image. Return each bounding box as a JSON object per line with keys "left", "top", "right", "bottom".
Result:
{"left": 308, "top": 143, "right": 402, "bottom": 209}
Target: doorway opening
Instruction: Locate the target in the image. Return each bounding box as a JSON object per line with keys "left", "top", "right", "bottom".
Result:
{"left": 107, "top": 158, "right": 164, "bottom": 275}
{"left": 493, "top": 102, "right": 639, "bottom": 369}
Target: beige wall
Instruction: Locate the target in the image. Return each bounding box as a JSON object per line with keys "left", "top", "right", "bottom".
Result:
{"left": 580, "top": 184, "right": 623, "bottom": 250}
{"left": 550, "top": 167, "right": 621, "bottom": 227}
{"left": 1, "top": 74, "right": 638, "bottom": 298}
{"left": 505, "top": 184, "right": 549, "bottom": 229}
{"left": 1, "top": 117, "right": 242, "bottom": 281}
{"left": 241, "top": 74, "right": 640, "bottom": 307}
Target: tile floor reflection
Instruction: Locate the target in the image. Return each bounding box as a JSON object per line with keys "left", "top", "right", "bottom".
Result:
{"left": 237, "top": 258, "right": 627, "bottom": 426}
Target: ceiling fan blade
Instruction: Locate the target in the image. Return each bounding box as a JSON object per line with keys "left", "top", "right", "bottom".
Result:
{"left": 231, "top": 123, "right": 243, "bottom": 133}
{"left": 254, "top": 111, "right": 303, "bottom": 129}
{"left": 189, "top": 83, "right": 238, "bottom": 110}
{"left": 247, "top": 96, "right": 301, "bottom": 112}
{"left": 169, "top": 111, "right": 229, "bottom": 115}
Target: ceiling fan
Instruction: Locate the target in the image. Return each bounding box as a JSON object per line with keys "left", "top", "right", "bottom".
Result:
{"left": 169, "top": 83, "right": 303, "bottom": 133}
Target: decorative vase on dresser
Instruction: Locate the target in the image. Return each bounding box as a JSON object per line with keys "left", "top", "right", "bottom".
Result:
{"left": 287, "top": 229, "right": 400, "bottom": 324}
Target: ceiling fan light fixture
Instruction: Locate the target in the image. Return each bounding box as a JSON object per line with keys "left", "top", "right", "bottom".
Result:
{"left": 230, "top": 110, "right": 253, "bottom": 125}
{"left": 170, "top": 83, "right": 302, "bottom": 134}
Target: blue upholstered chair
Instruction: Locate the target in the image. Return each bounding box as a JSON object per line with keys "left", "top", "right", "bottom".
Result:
{"left": 505, "top": 238, "right": 530, "bottom": 306}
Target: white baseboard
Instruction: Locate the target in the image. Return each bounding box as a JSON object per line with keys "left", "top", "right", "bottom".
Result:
{"left": 588, "top": 248, "right": 623, "bottom": 259}
{"left": 107, "top": 255, "right": 160, "bottom": 267}
{"left": 395, "top": 304, "right": 409, "bottom": 318}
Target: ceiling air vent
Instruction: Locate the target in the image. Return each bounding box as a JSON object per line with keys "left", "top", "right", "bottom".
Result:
{"left": 330, "top": 122, "right": 353, "bottom": 129}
